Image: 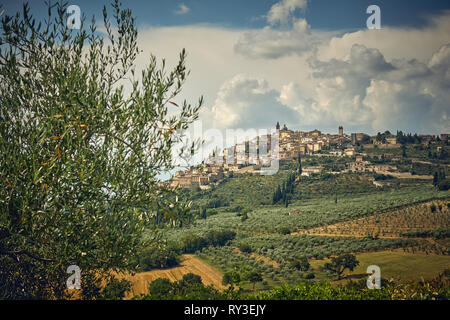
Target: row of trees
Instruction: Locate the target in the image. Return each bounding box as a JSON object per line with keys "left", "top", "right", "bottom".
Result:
{"left": 272, "top": 153, "right": 302, "bottom": 207}
{"left": 375, "top": 130, "right": 446, "bottom": 145}
{"left": 142, "top": 270, "right": 449, "bottom": 300}
{"left": 146, "top": 273, "right": 221, "bottom": 299}
{"left": 179, "top": 230, "right": 236, "bottom": 254}
{"left": 172, "top": 252, "right": 357, "bottom": 295}
{"left": 396, "top": 131, "right": 423, "bottom": 145}
{"left": 222, "top": 269, "right": 263, "bottom": 292}
{"left": 428, "top": 148, "right": 449, "bottom": 160}
{"left": 137, "top": 245, "right": 180, "bottom": 271}
{"left": 402, "top": 228, "right": 450, "bottom": 240}
{"left": 272, "top": 172, "right": 297, "bottom": 207}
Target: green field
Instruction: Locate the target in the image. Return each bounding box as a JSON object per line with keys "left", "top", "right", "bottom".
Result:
{"left": 168, "top": 185, "right": 449, "bottom": 237}
{"left": 310, "top": 250, "right": 450, "bottom": 283}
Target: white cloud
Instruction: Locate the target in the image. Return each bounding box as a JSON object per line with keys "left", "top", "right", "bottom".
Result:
{"left": 267, "top": 0, "right": 308, "bottom": 25}
{"left": 174, "top": 4, "right": 190, "bottom": 15}
{"left": 362, "top": 80, "right": 434, "bottom": 133}
{"left": 285, "top": 43, "right": 450, "bottom": 134}
{"left": 132, "top": 9, "right": 450, "bottom": 138}
{"left": 317, "top": 11, "right": 450, "bottom": 63}
{"left": 234, "top": 19, "right": 332, "bottom": 59}
{"left": 204, "top": 74, "right": 299, "bottom": 130}
{"left": 134, "top": 25, "right": 310, "bottom": 129}
{"left": 235, "top": 0, "right": 336, "bottom": 60}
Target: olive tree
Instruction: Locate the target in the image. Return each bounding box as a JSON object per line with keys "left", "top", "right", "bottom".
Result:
{"left": 245, "top": 271, "right": 263, "bottom": 292}
{"left": 324, "top": 254, "right": 359, "bottom": 280}
{"left": 0, "top": 1, "right": 201, "bottom": 299}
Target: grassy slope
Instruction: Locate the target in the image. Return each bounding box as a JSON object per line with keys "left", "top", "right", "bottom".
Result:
{"left": 310, "top": 250, "right": 450, "bottom": 283}
{"left": 207, "top": 170, "right": 291, "bottom": 206}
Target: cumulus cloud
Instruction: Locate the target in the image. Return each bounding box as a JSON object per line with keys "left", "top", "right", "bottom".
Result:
{"left": 281, "top": 43, "right": 450, "bottom": 134}
{"left": 174, "top": 4, "right": 190, "bottom": 15}
{"left": 234, "top": 18, "right": 329, "bottom": 59}
{"left": 317, "top": 11, "right": 450, "bottom": 62}
{"left": 428, "top": 43, "right": 450, "bottom": 86}
{"left": 235, "top": 0, "right": 335, "bottom": 59}
{"left": 267, "top": 0, "right": 308, "bottom": 25}
{"left": 363, "top": 80, "right": 434, "bottom": 133}
{"left": 203, "top": 74, "right": 299, "bottom": 130}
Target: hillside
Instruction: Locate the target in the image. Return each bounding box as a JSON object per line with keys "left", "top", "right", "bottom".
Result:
{"left": 149, "top": 161, "right": 450, "bottom": 294}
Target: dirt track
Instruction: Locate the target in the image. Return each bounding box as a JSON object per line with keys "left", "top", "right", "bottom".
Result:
{"left": 120, "top": 254, "right": 225, "bottom": 299}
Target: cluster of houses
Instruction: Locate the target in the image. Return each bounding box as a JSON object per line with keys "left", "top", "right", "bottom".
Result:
{"left": 171, "top": 164, "right": 225, "bottom": 189}
{"left": 349, "top": 156, "right": 397, "bottom": 173}
{"left": 169, "top": 122, "right": 448, "bottom": 189}
{"left": 278, "top": 123, "right": 336, "bottom": 159}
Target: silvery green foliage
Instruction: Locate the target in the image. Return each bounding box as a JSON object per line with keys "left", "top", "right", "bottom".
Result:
{"left": 0, "top": 0, "right": 201, "bottom": 299}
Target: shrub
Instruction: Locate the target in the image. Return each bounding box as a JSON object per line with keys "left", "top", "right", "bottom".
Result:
{"left": 180, "top": 273, "right": 202, "bottom": 286}
{"left": 149, "top": 278, "right": 172, "bottom": 298}
{"left": 138, "top": 246, "right": 180, "bottom": 271}
{"left": 181, "top": 234, "right": 208, "bottom": 253}
{"left": 374, "top": 174, "right": 394, "bottom": 181}
{"left": 147, "top": 274, "right": 222, "bottom": 300}
{"left": 239, "top": 243, "right": 253, "bottom": 254}
{"left": 205, "top": 230, "right": 236, "bottom": 246}
{"left": 289, "top": 260, "right": 301, "bottom": 270}
{"left": 290, "top": 257, "right": 310, "bottom": 271}
{"left": 101, "top": 278, "right": 132, "bottom": 300}
{"left": 180, "top": 230, "right": 236, "bottom": 253}
{"left": 206, "top": 209, "right": 219, "bottom": 217}
{"left": 222, "top": 271, "right": 241, "bottom": 286}
{"left": 437, "top": 179, "right": 450, "bottom": 191}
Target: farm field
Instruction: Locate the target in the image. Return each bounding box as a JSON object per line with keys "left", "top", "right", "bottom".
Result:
{"left": 120, "top": 254, "right": 225, "bottom": 299}
{"left": 299, "top": 199, "right": 450, "bottom": 239}
{"left": 145, "top": 173, "right": 450, "bottom": 296}
{"left": 310, "top": 250, "right": 450, "bottom": 283}
{"left": 169, "top": 185, "right": 450, "bottom": 237}
{"left": 376, "top": 171, "right": 432, "bottom": 179}
{"left": 191, "top": 236, "right": 415, "bottom": 291}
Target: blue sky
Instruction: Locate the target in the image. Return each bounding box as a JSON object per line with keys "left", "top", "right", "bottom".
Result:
{"left": 2, "top": 0, "right": 450, "bottom": 30}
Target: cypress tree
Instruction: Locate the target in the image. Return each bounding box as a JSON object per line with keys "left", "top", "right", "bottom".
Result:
{"left": 276, "top": 185, "right": 282, "bottom": 203}
{"left": 298, "top": 152, "right": 302, "bottom": 176}
{"left": 433, "top": 172, "right": 438, "bottom": 186}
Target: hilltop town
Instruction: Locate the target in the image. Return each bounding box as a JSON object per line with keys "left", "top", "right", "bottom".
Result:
{"left": 170, "top": 123, "right": 449, "bottom": 189}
